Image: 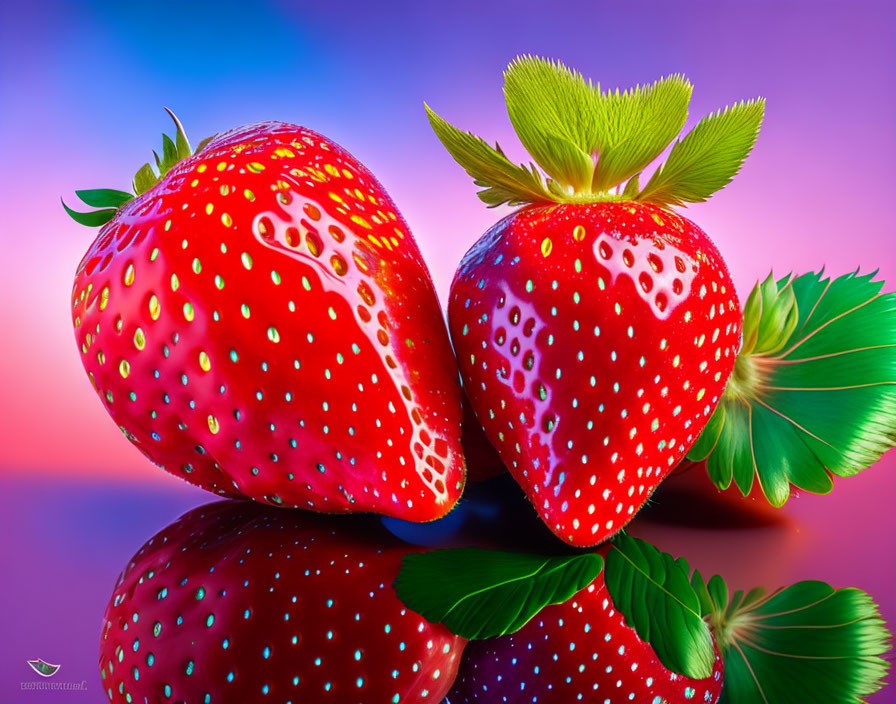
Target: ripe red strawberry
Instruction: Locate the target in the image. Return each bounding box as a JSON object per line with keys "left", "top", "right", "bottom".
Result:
{"left": 428, "top": 57, "right": 764, "bottom": 545}
{"left": 67, "top": 114, "right": 465, "bottom": 521}
{"left": 99, "top": 500, "right": 465, "bottom": 703}
{"left": 447, "top": 557, "right": 724, "bottom": 704}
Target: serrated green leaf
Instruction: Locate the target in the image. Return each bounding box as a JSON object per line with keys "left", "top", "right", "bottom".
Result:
{"left": 688, "top": 270, "right": 896, "bottom": 506}
{"left": 638, "top": 99, "right": 765, "bottom": 206}
{"left": 708, "top": 580, "right": 891, "bottom": 704}
{"left": 591, "top": 75, "right": 693, "bottom": 191}
{"left": 503, "top": 56, "right": 598, "bottom": 191}
{"left": 605, "top": 533, "right": 715, "bottom": 679}
{"left": 133, "top": 163, "right": 158, "bottom": 195}
{"left": 74, "top": 188, "right": 133, "bottom": 208}
{"left": 394, "top": 547, "right": 604, "bottom": 640}
{"left": 61, "top": 199, "right": 117, "bottom": 227}
{"left": 426, "top": 104, "right": 554, "bottom": 207}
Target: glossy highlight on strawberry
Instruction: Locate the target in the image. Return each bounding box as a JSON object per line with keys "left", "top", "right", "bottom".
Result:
{"left": 99, "top": 500, "right": 465, "bottom": 703}
{"left": 70, "top": 120, "right": 465, "bottom": 521}
{"left": 450, "top": 201, "right": 740, "bottom": 545}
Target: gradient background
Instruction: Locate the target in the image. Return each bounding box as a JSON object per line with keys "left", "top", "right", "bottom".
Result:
{"left": 1, "top": 0, "right": 894, "bottom": 700}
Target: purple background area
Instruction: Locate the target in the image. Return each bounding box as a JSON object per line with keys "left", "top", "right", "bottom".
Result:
{"left": 1, "top": 0, "right": 894, "bottom": 701}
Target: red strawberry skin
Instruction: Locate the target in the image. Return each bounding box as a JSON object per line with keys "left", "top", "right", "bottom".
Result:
{"left": 99, "top": 500, "right": 465, "bottom": 703}
{"left": 448, "top": 563, "right": 724, "bottom": 703}
{"left": 449, "top": 202, "right": 740, "bottom": 545}
{"left": 71, "top": 122, "right": 465, "bottom": 521}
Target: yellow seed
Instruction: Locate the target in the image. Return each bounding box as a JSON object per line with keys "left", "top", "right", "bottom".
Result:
{"left": 241, "top": 252, "right": 253, "bottom": 270}
{"left": 199, "top": 351, "right": 211, "bottom": 372}
{"left": 119, "top": 360, "right": 130, "bottom": 378}
{"left": 133, "top": 328, "right": 146, "bottom": 350}
{"left": 99, "top": 287, "right": 110, "bottom": 311}
{"left": 205, "top": 203, "right": 214, "bottom": 215}
{"left": 651, "top": 212, "right": 665, "bottom": 226}
{"left": 149, "top": 295, "right": 160, "bottom": 320}
{"left": 97, "top": 351, "right": 106, "bottom": 364}
{"left": 123, "top": 263, "right": 135, "bottom": 286}
{"left": 541, "top": 237, "right": 553, "bottom": 257}
{"left": 197, "top": 164, "right": 207, "bottom": 173}
{"left": 243, "top": 189, "right": 255, "bottom": 202}
{"left": 183, "top": 302, "right": 195, "bottom": 322}
{"left": 573, "top": 225, "right": 586, "bottom": 241}
{"left": 247, "top": 162, "right": 265, "bottom": 173}
{"left": 192, "top": 258, "right": 202, "bottom": 274}
{"left": 221, "top": 213, "right": 233, "bottom": 228}
{"left": 207, "top": 415, "right": 220, "bottom": 434}
{"left": 171, "top": 273, "right": 180, "bottom": 291}
{"left": 267, "top": 327, "right": 280, "bottom": 343}
{"left": 350, "top": 214, "right": 371, "bottom": 230}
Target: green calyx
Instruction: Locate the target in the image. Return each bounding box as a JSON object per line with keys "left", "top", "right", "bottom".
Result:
{"left": 688, "top": 270, "right": 896, "bottom": 506}
{"left": 427, "top": 55, "right": 765, "bottom": 209}
{"left": 692, "top": 573, "right": 891, "bottom": 704}
{"left": 62, "top": 108, "right": 197, "bottom": 227}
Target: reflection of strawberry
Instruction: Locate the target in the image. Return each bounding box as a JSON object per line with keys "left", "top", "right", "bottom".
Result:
{"left": 67, "top": 114, "right": 464, "bottom": 521}
{"left": 429, "top": 57, "right": 763, "bottom": 545}
{"left": 447, "top": 548, "right": 724, "bottom": 704}
{"left": 99, "top": 501, "right": 465, "bottom": 703}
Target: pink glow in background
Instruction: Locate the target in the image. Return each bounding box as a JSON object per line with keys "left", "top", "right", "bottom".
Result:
{"left": 0, "top": 0, "right": 894, "bottom": 701}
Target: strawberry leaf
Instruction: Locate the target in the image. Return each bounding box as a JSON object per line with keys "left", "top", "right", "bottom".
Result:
{"left": 638, "top": 99, "right": 765, "bottom": 206}
{"left": 693, "top": 573, "right": 892, "bottom": 704}
{"left": 61, "top": 200, "right": 117, "bottom": 227}
{"left": 394, "top": 547, "right": 603, "bottom": 639}
{"left": 502, "top": 56, "right": 599, "bottom": 191}
{"left": 688, "top": 270, "right": 896, "bottom": 505}
{"left": 590, "top": 74, "right": 693, "bottom": 192}
{"left": 426, "top": 104, "right": 554, "bottom": 207}
{"left": 605, "top": 533, "right": 715, "bottom": 679}
{"left": 74, "top": 188, "right": 133, "bottom": 209}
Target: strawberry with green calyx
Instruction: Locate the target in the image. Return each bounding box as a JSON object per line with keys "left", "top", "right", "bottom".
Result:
{"left": 100, "top": 500, "right": 466, "bottom": 704}
{"left": 67, "top": 111, "right": 466, "bottom": 521}
{"left": 430, "top": 56, "right": 764, "bottom": 546}
{"left": 396, "top": 535, "right": 892, "bottom": 703}
{"left": 688, "top": 270, "right": 896, "bottom": 506}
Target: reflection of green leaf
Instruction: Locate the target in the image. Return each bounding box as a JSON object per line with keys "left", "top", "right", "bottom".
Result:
{"left": 394, "top": 547, "right": 603, "bottom": 639}
{"left": 27, "top": 659, "right": 60, "bottom": 677}
{"left": 692, "top": 574, "right": 892, "bottom": 704}
{"left": 688, "top": 270, "right": 896, "bottom": 505}
{"left": 605, "top": 533, "right": 715, "bottom": 679}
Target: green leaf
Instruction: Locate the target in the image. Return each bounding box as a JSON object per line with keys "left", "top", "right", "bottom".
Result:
{"left": 426, "top": 103, "right": 554, "bottom": 207}
{"left": 160, "top": 133, "right": 178, "bottom": 172}
{"left": 697, "top": 575, "right": 892, "bottom": 704}
{"left": 638, "top": 98, "right": 765, "bottom": 206}
{"left": 74, "top": 188, "right": 133, "bottom": 209}
{"left": 195, "top": 134, "right": 216, "bottom": 154}
{"left": 61, "top": 199, "right": 117, "bottom": 227}
{"left": 503, "top": 56, "right": 599, "bottom": 191}
{"left": 394, "top": 547, "right": 604, "bottom": 640}
{"left": 591, "top": 75, "right": 693, "bottom": 191}
{"left": 164, "top": 107, "right": 192, "bottom": 160}
{"left": 688, "top": 270, "right": 896, "bottom": 506}
{"left": 133, "top": 163, "right": 159, "bottom": 196}
{"left": 605, "top": 533, "right": 715, "bottom": 679}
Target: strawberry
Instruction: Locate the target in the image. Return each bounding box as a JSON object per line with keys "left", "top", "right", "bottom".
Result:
{"left": 66, "top": 112, "right": 465, "bottom": 521}
{"left": 99, "top": 500, "right": 465, "bottom": 703}
{"left": 428, "top": 57, "right": 764, "bottom": 545}
{"left": 447, "top": 552, "right": 724, "bottom": 704}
